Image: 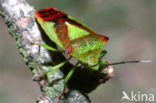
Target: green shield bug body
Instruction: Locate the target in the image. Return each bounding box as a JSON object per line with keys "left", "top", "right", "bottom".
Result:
{"left": 34, "top": 8, "right": 151, "bottom": 99}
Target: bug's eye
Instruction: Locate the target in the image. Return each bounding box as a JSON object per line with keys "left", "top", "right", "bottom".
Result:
{"left": 65, "top": 48, "right": 72, "bottom": 55}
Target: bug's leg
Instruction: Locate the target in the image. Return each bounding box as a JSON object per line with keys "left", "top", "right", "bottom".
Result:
{"left": 36, "top": 56, "right": 72, "bottom": 81}
{"left": 45, "top": 56, "right": 72, "bottom": 74}
{"left": 58, "top": 62, "right": 79, "bottom": 99}
{"left": 99, "top": 50, "right": 107, "bottom": 60}
{"left": 30, "top": 42, "right": 64, "bottom": 52}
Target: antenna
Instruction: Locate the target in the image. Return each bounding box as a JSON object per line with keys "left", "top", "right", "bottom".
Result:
{"left": 106, "top": 60, "right": 152, "bottom": 66}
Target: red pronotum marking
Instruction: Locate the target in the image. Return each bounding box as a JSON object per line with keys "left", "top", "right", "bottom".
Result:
{"left": 35, "top": 8, "right": 67, "bottom": 22}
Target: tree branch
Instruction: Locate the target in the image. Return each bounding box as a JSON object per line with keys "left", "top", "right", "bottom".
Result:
{"left": 0, "top": 0, "right": 112, "bottom": 103}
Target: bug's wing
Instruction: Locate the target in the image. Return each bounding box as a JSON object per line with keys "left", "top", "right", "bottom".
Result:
{"left": 35, "top": 8, "right": 108, "bottom": 52}
{"left": 35, "top": 8, "right": 67, "bottom": 49}
{"left": 35, "top": 8, "right": 99, "bottom": 49}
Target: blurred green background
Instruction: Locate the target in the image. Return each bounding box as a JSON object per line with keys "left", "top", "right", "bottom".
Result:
{"left": 0, "top": 0, "right": 156, "bottom": 103}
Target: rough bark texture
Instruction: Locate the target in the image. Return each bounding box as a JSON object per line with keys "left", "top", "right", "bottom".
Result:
{"left": 0, "top": 0, "right": 111, "bottom": 103}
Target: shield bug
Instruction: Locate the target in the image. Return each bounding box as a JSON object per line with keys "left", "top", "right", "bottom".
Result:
{"left": 33, "top": 8, "right": 151, "bottom": 99}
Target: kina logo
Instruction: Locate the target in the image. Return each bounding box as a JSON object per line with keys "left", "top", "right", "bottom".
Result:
{"left": 121, "top": 91, "right": 155, "bottom": 102}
